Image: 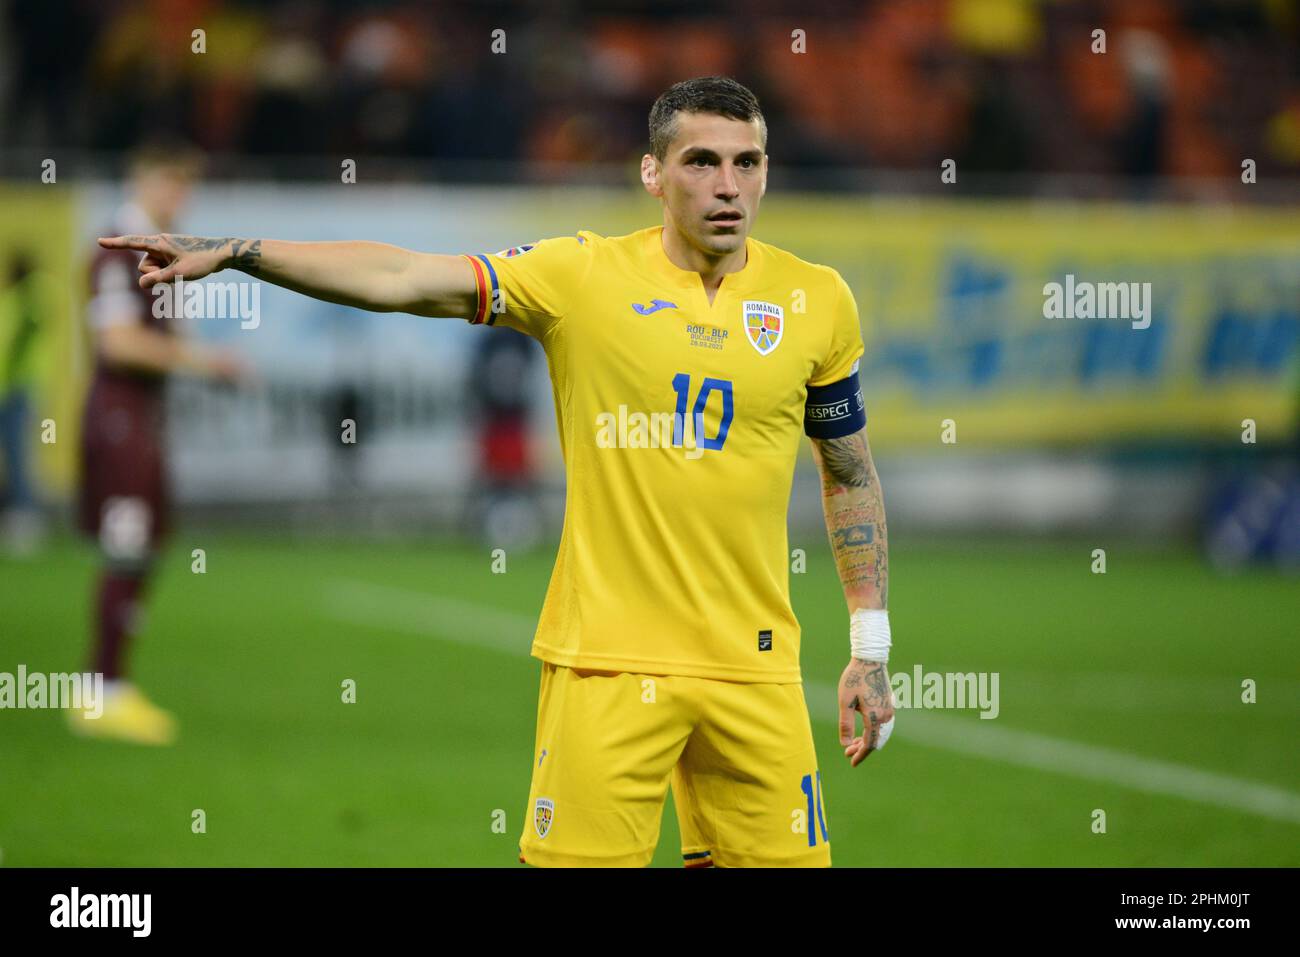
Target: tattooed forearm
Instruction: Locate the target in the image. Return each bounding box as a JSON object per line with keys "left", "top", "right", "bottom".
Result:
{"left": 227, "top": 238, "right": 262, "bottom": 273}
{"left": 814, "top": 431, "right": 871, "bottom": 488}
{"left": 831, "top": 522, "right": 875, "bottom": 550}
{"left": 811, "top": 428, "right": 889, "bottom": 609}
{"left": 170, "top": 235, "right": 237, "bottom": 253}
{"left": 166, "top": 235, "right": 263, "bottom": 273}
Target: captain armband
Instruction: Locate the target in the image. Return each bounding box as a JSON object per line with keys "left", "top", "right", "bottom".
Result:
{"left": 803, "top": 362, "right": 866, "bottom": 439}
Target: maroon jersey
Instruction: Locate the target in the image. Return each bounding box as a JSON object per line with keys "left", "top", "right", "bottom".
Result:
{"left": 78, "top": 204, "right": 176, "bottom": 552}
{"left": 85, "top": 207, "right": 175, "bottom": 405}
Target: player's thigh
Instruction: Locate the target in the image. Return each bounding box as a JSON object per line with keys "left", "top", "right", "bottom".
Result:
{"left": 519, "top": 665, "right": 696, "bottom": 867}
{"left": 674, "top": 680, "right": 831, "bottom": 868}
{"left": 79, "top": 433, "right": 167, "bottom": 561}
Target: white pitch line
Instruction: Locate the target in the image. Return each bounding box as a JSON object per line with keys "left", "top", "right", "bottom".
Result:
{"left": 323, "top": 579, "right": 534, "bottom": 654}
{"left": 320, "top": 578, "right": 1300, "bottom": 827}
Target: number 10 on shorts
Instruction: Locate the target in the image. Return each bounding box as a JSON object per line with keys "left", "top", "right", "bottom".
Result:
{"left": 800, "top": 771, "right": 829, "bottom": 846}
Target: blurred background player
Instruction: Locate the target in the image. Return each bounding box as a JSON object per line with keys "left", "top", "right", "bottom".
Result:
{"left": 0, "top": 249, "right": 51, "bottom": 555}
{"left": 465, "top": 321, "right": 544, "bottom": 550}
{"left": 68, "top": 143, "right": 247, "bottom": 745}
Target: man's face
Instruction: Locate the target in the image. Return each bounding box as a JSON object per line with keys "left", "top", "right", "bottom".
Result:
{"left": 642, "top": 111, "right": 767, "bottom": 257}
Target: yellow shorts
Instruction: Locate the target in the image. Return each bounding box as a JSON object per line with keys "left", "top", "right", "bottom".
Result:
{"left": 517, "top": 662, "right": 831, "bottom": 868}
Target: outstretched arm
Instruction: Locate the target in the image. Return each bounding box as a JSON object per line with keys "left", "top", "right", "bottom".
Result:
{"left": 97, "top": 234, "right": 479, "bottom": 319}
{"left": 809, "top": 424, "right": 895, "bottom": 767}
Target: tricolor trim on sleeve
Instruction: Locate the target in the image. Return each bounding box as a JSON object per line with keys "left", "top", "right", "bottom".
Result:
{"left": 461, "top": 253, "right": 501, "bottom": 325}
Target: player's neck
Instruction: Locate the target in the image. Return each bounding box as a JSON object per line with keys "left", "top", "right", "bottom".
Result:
{"left": 659, "top": 225, "right": 747, "bottom": 297}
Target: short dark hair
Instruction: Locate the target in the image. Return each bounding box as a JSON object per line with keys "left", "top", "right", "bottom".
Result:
{"left": 648, "top": 76, "right": 767, "bottom": 162}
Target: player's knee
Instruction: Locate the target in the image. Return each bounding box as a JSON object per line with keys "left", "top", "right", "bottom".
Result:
{"left": 98, "top": 496, "right": 155, "bottom": 570}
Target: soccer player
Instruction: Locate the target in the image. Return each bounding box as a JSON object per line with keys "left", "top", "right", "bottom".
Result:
{"left": 70, "top": 144, "right": 246, "bottom": 745}
{"left": 99, "top": 76, "right": 895, "bottom": 865}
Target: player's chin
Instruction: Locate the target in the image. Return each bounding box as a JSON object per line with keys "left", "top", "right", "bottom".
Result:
{"left": 698, "top": 224, "right": 746, "bottom": 251}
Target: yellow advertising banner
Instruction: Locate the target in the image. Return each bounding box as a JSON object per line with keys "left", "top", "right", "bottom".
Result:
{"left": 0, "top": 185, "right": 80, "bottom": 493}
{"left": 780, "top": 198, "right": 1300, "bottom": 447}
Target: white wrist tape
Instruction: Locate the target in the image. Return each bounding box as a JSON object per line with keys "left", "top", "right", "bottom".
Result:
{"left": 849, "top": 608, "right": 891, "bottom": 663}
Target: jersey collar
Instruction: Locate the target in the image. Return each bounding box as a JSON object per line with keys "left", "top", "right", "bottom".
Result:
{"left": 643, "top": 224, "right": 758, "bottom": 294}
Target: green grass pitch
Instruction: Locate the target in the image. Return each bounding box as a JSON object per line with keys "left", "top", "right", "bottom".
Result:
{"left": 1, "top": 532, "right": 1296, "bottom": 866}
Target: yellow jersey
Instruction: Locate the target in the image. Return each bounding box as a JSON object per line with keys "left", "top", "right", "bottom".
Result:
{"left": 462, "top": 225, "right": 865, "bottom": 683}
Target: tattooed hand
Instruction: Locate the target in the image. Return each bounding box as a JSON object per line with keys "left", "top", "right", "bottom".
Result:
{"left": 98, "top": 234, "right": 262, "bottom": 289}
{"left": 838, "top": 657, "right": 895, "bottom": 767}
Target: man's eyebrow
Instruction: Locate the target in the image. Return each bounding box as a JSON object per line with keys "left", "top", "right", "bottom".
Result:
{"left": 679, "top": 146, "right": 720, "bottom": 161}
{"left": 679, "top": 146, "right": 764, "bottom": 161}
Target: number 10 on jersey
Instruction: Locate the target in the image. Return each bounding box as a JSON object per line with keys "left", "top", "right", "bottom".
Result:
{"left": 671, "top": 373, "right": 734, "bottom": 452}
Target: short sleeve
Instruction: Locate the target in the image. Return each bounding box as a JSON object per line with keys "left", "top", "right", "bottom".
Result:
{"left": 460, "top": 233, "right": 594, "bottom": 340}
{"left": 808, "top": 269, "right": 866, "bottom": 388}
{"left": 88, "top": 255, "right": 140, "bottom": 329}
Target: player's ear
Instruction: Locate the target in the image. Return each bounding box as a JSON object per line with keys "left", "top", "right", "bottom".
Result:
{"left": 760, "top": 155, "right": 768, "bottom": 197}
{"left": 641, "top": 154, "right": 663, "bottom": 198}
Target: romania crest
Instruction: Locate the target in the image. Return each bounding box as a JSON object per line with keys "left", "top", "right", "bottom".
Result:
{"left": 534, "top": 797, "right": 555, "bottom": 838}
{"left": 743, "top": 300, "right": 784, "bottom": 356}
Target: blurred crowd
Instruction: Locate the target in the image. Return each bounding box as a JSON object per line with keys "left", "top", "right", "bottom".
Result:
{"left": 3, "top": 0, "right": 1299, "bottom": 185}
